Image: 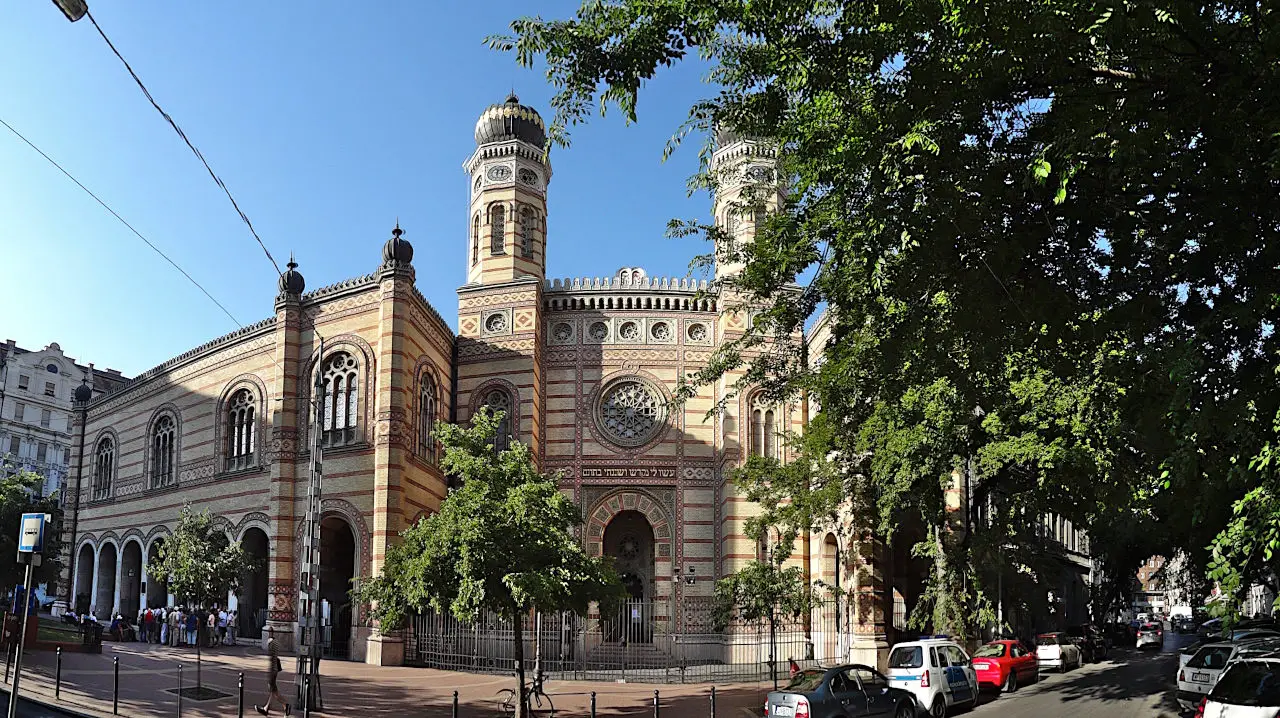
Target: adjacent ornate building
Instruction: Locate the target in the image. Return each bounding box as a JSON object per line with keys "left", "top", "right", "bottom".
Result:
{"left": 56, "top": 95, "right": 895, "bottom": 667}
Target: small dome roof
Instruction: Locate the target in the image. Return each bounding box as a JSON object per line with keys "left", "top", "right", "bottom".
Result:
{"left": 382, "top": 223, "right": 413, "bottom": 265}
{"left": 73, "top": 382, "right": 93, "bottom": 403}
{"left": 474, "top": 93, "right": 546, "bottom": 148}
{"left": 278, "top": 256, "right": 305, "bottom": 296}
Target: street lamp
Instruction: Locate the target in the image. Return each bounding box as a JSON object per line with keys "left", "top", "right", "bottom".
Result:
{"left": 51, "top": 0, "right": 88, "bottom": 22}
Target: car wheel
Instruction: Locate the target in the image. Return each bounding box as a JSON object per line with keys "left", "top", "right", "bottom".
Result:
{"left": 896, "top": 702, "right": 914, "bottom": 718}
{"left": 1003, "top": 670, "right": 1017, "bottom": 693}
{"left": 930, "top": 697, "right": 947, "bottom": 718}
{"left": 1059, "top": 660, "right": 1067, "bottom": 674}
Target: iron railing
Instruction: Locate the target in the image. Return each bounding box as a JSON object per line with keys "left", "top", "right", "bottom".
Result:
{"left": 405, "top": 598, "right": 850, "bottom": 684}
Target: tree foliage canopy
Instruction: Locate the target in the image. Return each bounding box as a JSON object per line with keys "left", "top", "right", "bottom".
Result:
{"left": 355, "top": 408, "right": 622, "bottom": 631}
{"left": 0, "top": 466, "right": 62, "bottom": 593}
{"left": 496, "top": 0, "right": 1280, "bottom": 623}
{"left": 148, "top": 504, "right": 250, "bottom": 608}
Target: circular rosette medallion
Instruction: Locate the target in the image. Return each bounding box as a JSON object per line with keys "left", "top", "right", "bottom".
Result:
{"left": 596, "top": 378, "right": 667, "bottom": 448}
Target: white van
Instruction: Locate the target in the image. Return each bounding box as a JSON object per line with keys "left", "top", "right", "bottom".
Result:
{"left": 885, "top": 637, "right": 980, "bottom": 717}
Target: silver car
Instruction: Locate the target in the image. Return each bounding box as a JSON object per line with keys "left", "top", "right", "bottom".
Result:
{"left": 1136, "top": 622, "right": 1164, "bottom": 650}
{"left": 765, "top": 665, "right": 916, "bottom": 718}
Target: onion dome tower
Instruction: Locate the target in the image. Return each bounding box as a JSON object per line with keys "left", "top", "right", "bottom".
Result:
{"left": 709, "top": 123, "right": 782, "bottom": 282}
{"left": 463, "top": 94, "right": 551, "bottom": 285}
{"left": 277, "top": 254, "right": 306, "bottom": 299}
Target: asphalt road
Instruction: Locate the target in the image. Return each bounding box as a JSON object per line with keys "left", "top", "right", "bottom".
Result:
{"left": 959, "top": 630, "right": 1196, "bottom": 718}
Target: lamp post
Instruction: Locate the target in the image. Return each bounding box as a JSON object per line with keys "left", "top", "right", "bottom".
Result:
{"left": 50, "top": 0, "right": 87, "bottom": 22}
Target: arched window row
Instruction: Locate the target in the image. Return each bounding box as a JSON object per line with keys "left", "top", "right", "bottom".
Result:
{"left": 490, "top": 205, "right": 506, "bottom": 255}
{"left": 542, "top": 296, "right": 717, "bottom": 312}
{"left": 749, "top": 396, "right": 779, "bottom": 460}
{"left": 92, "top": 436, "right": 114, "bottom": 501}
{"left": 225, "top": 388, "right": 256, "bottom": 471}
{"left": 150, "top": 413, "right": 177, "bottom": 488}
{"left": 519, "top": 207, "right": 539, "bottom": 259}
{"left": 321, "top": 351, "right": 360, "bottom": 448}
{"left": 419, "top": 371, "right": 439, "bottom": 464}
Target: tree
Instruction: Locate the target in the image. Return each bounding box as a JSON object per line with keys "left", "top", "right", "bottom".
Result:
{"left": 0, "top": 464, "right": 63, "bottom": 600}
{"left": 493, "top": 0, "right": 1280, "bottom": 632}
{"left": 354, "top": 408, "right": 622, "bottom": 718}
{"left": 713, "top": 553, "right": 814, "bottom": 689}
{"left": 148, "top": 504, "right": 251, "bottom": 693}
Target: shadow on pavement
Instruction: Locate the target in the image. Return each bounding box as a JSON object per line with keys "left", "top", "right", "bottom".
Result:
{"left": 1018, "top": 650, "right": 1184, "bottom": 717}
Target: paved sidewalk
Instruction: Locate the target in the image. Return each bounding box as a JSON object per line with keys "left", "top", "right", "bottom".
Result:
{"left": 10, "top": 641, "right": 770, "bottom": 716}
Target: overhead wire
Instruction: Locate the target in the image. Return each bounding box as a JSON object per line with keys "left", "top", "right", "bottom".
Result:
{"left": 84, "top": 9, "right": 284, "bottom": 281}
{"left": 0, "top": 116, "right": 243, "bottom": 329}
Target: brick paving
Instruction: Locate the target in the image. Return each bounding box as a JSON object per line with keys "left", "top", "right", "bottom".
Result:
{"left": 10, "top": 641, "right": 771, "bottom": 717}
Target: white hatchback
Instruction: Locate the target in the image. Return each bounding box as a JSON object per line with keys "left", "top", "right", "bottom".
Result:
{"left": 1178, "top": 641, "right": 1234, "bottom": 710}
{"left": 885, "top": 637, "right": 979, "bottom": 717}
{"left": 1194, "top": 655, "right": 1280, "bottom": 717}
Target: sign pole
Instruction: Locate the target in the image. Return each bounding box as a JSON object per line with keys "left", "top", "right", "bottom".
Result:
{"left": 7, "top": 557, "right": 34, "bottom": 718}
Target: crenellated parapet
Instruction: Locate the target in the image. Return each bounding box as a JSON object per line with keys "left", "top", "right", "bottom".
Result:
{"left": 543, "top": 268, "right": 718, "bottom": 312}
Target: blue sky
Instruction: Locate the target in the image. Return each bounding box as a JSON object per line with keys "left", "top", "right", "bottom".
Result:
{"left": 0, "top": 2, "right": 715, "bottom": 376}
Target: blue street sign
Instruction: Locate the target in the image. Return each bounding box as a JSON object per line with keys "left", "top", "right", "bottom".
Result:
{"left": 17, "top": 513, "right": 47, "bottom": 553}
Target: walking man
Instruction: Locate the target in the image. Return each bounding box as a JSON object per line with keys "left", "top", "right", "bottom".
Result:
{"left": 218, "top": 607, "right": 229, "bottom": 646}
{"left": 255, "top": 627, "right": 291, "bottom": 715}
{"left": 168, "top": 607, "right": 180, "bottom": 647}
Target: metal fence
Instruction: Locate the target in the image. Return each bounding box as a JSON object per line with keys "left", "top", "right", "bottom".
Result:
{"left": 405, "top": 598, "right": 848, "bottom": 684}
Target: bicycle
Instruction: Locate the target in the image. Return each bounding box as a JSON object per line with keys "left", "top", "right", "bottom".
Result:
{"left": 495, "top": 674, "right": 555, "bottom": 717}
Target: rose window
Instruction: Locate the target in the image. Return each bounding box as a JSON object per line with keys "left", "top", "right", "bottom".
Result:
{"left": 651, "top": 322, "right": 671, "bottom": 341}
{"left": 617, "top": 534, "right": 641, "bottom": 561}
{"left": 589, "top": 322, "right": 609, "bottom": 340}
{"left": 619, "top": 321, "right": 639, "bottom": 341}
{"left": 553, "top": 323, "right": 573, "bottom": 341}
{"left": 597, "top": 379, "right": 665, "bottom": 447}
{"left": 485, "top": 313, "right": 507, "bottom": 333}
{"left": 687, "top": 323, "right": 708, "bottom": 342}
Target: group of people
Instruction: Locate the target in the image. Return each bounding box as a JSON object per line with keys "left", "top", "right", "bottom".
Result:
{"left": 104, "top": 605, "right": 241, "bottom": 647}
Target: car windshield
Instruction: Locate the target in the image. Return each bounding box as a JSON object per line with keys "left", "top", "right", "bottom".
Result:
{"left": 1188, "top": 646, "right": 1233, "bottom": 670}
{"left": 973, "top": 644, "right": 1007, "bottom": 658}
{"left": 1210, "top": 662, "right": 1280, "bottom": 706}
{"left": 785, "top": 670, "right": 827, "bottom": 692}
{"left": 889, "top": 646, "right": 924, "bottom": 669}
{"left": 1234, "top": 630, "right": 1280, "bottom": 641}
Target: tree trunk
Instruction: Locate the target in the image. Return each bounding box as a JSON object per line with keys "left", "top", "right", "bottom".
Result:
{"left": 512, "top": 608, "right": 526, "bottom": 718}
{"left": 197, "top": 621, "right": 202, "bottom": 689}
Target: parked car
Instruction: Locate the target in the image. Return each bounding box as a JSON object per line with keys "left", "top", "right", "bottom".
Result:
{"left": 1067, "top": 624, "right": 1108, "bottom": 662}
{"left": 971, "top": 639, "right": 1038, "bottom": 693}
{"left": 1177, "top": 640, "right": 1235, "bottom": 710}
{"left": 1200, "top": 618, "right": 1224, "bottom": 639}
{"left": 1136, "top": 621, "right": 1164, "bottom": 650}
{"left": 765, "top": 665, "right": 917, "bottom": 718}
{"left": 1193, "top": 652, "right": 1280, "bottom": 717}
{"left": 1174, "top": 616, "right": 1197, "bottom": 634}
{"left": 885, "top": 636, "right": 980, "bottom": 717}
{"left": 1035, "top": 632, "right": 1083, "bottom": 673}
{"left": 1107, "top": 621, "right": 1136, "bottom": 647}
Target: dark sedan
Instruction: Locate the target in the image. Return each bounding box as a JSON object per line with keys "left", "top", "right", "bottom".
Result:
{"left": 765, "top": 665, "right": 916, "bottom": 718}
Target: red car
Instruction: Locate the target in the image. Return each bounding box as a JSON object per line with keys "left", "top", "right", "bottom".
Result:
{"left": 970, "top": 640, "right": 1039, "bottom": 692}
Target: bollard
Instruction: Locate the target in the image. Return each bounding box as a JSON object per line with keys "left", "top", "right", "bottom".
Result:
{"left": 55, "top": 647, "right": 62, "bottom": 699}
{"left": 177, "top": 663, "right": 183, "bottom": 718}
{"left": 4, "top": 641, "right": 10, "bottom": 683}
{"left": 709, "top": 686, "right": 716, "bottom": 718}
{"left": 303, "top": 676, "right": 311, "bottom": 718}
{"left": 113, "top": 656, "right": 120, "bottom": 714}
{"left": 452, "top": 690, "right": 459, "bottom": 718}
{"left": 238, "top": 672, "right": 244, "bottom": 718}
{"left": 590, "top": 691, "right": 597, "bottom": 718}
{"left": 654, "top": 689, "right": 660, "bottom": 718}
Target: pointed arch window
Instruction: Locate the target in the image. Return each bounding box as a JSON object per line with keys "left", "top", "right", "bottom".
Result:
{"left": 484, "top": 389, "right": 513, "bottom": 452}
{"left": 226, "top": 389, "right": 256, "bottom": 471}
{"left": 321, "top": 352, "right": 360, "bottom": 447}
{"left": 150, "top": 414, "right": 177, "bottom": 488}
{"left": 419, "top": 371, "right": 438, "bottom": 463}
{"left": 749, "top": 395, "right": 779, "bottom": 460}
{"left": 520, "top": 207, "right": 536, "bottom": 258}
{"left": 490, "top": 205, "right": 506, "bottom": 255}
{"left": 92, "top": 436, "right": 114, "bottom": 500}
{"left": 471, "top": 214, "right": 480, "bottom": 265}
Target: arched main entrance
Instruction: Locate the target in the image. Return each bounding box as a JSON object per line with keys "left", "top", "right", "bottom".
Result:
{"left": 238, "top": 527, "right": 269, "bottom": 640}
{"left": 74, "top": 544, "right": 94, "bottom": 615}
{"left": 146, "top": 538, "right": 168, "bottom": 608}
{"left": 602, "top": 510, "right": 656, "bottom": 643}
{"left": 120, "top": 541, "right": 143, "bottom": 617}
{"left": 96, "top": 543, "right": 118, "bottom": 619}
{"left": 319, "top": 516, "right": 356, "bottom": 659}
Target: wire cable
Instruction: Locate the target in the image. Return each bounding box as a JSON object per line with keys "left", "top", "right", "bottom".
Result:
{"left": 84, "top": 9, "right": 284, "bottom": 280}
{"left": 0, "top": 116, "right": 243, "bottom": 328}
